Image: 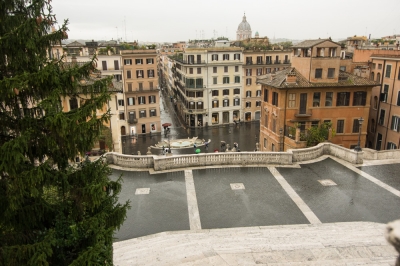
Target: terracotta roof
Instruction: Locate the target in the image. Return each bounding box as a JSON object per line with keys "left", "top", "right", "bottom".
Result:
{"left": 292, "top": 39, "right": 340, "bottom": 48}
{"left": 257, "top": 67, "right": 380, "bottom": 89}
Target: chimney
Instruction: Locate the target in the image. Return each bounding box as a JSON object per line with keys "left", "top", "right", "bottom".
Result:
{"left": 286, "top": 73, "right": 296, "bottom": 84}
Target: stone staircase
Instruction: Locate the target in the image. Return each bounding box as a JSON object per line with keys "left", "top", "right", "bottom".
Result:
{"left": 113, "top": 222, "right": 397, "bottom": 265}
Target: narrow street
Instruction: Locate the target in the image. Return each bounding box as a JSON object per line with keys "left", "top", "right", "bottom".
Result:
{"left": 121, "top": 89, "right": 260, "bottom": 155}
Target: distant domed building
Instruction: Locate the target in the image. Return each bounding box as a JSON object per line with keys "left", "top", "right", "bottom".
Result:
{"left": 255, "top": 31, "right": 259, "bottom": 38}
{"left": 236, "top": 13, "right": 252, "bottom": 40}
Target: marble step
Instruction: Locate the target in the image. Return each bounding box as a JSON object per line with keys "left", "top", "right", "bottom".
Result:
{"left": 113, "top": 222, "right": 397, "bottom": 265}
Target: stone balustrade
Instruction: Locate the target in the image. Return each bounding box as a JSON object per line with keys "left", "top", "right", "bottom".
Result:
{"left": 104, "top": 142, "right": 386, "bottom": 172}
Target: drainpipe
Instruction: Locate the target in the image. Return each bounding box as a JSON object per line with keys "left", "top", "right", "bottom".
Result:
{"left": 374, "top": 59, "right": 386, "bottom": 150}
{"left": 283, "top": 89, "right": 288, "bottom": 151}
{"left": 384, "top": 60, "right": 399, "bottom": 149}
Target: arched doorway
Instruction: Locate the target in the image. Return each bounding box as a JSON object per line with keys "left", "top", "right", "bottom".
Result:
{"left": 121, "top": 126, "right": 126, "bottom": 136}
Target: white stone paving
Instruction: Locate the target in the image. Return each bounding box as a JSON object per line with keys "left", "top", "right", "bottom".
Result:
{"left": 268, "top": 166, "right": 322, "bottom": 225}
{"left": 113, "top": 222, "right": 397, "bottom": 265}
{"left": 184, "top": 170, "right": 202, "bottom": 230}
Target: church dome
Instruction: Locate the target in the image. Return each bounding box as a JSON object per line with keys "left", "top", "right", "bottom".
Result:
{"left": 237, "top": 14, "right": 251, "bottom": 31}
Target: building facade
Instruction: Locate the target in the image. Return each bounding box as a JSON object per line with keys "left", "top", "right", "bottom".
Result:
{"left": 258, "top": 39, "right": 379, "bottom": 151}
{"left": 121, "top": 50, "right": 160, "bottom": 138}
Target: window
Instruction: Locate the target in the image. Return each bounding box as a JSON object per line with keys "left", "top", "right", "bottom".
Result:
{"left": 223, "top": 54, "right": 229, "bottom": 60}
{"left": 224, "top": 66, "right": 228, "bottom": 73}
{"left": 271, "top": 143, "right": 275, "bottom": 151}
{"left": 246, "top": 102, "right": 251, "bottom": 108}
{"left": 370, "top": 72, "right": 375, "bottom": 80}
{"left": 329, "top": 48, "right": 337, "bottom": 57}
{"left": 149, "top": 95, "right": 156, "bottom": 104}
{"left": 69, "top": 98, "right": 78, "bottom": 110}
{"left": 315, "top": 68, "right": 322, "bottom": 78}
{"left": 397, "top": 91, "right": 400, "bottom": 106}
{"left": 234, "top": 76, "right": 240, "bottom": 83}
{"left": 381, "top": 84, "right": 389, "bottom": 102}
{"left": 272, "top": 118, "right": 276, "bottom": 132}
{"left": 246, "top": 69, "right": 252, "bottom": 76}
{"left": 138, "top": 83, "right": 143, "bottom": 90}
{"left": 257, "top": 68, "right": 262, "bottom": 76}
{"left": 196, "top": 91, "right": 203, "bottom": 97}
{"left": 234, "top": 54, "right": 240, "bottom": 60}
{"left": 328, "top": 68, "right": 335, "bottom": 78}
{"left": 391, "top": 116, "right": 400, "bottom": 132}
{"left": 135, "top": 59, "right": 143, "bottom": 65}
{"left": 272, "top": 92, "right": 278, "bottom": 106}
{"left": 352, "top": 119, "right": 360, "bottom": 133}
{"left": 196, "top": 78, "right": 203, "bottom": 87}
{"left": 223, "top": 77, "right": 229, "bottom": 84}
{"left": 102, "top": 61, "right": 107, "bottom": 70}
{"left": 313, "top": 92, "right": 321, "bottom": 107}
{"left": 212, "top": 54, "right": 218, "bottom": 61}
{"left": 378, "top": 64, "right": 382, "bottom": 69}
{"left": 325, "top": 92, "right": 333, "bottom": 106}
{"left": 246, "top": 78, "right": 251, "bottom": 85}
{"left": 119, "top": 112, "right": 125, "bottom": 120}
{"left": 264, "top": 89, "right": 269, "bottom": 102}
{"left": 353, "top": 91, "right": 366, "bottom": 106}
{"left": 379, "top": 109, "right": 385, "bottom": 125}
{"left": 337, "top": 120, "right": 344, "bottom": 133}
{"left": 370, "top": 119, "right": 375, "bottom": 132}
{"left": 212, "top": 113, "right": 219, "bottom": 124}
{"left": 139, "top": 110, "right": 146, "bottom": 118}
{"left": 340, "top": 66, "right": 346, "bottom": 72}
{"left": 257, "top": 56, "right": 262, "bottom": 64}
{"left": 246, "top": 57, "right": 252, "bottom": 64}
{"left": 213, "top": 77, "right": 217, "bottom": 84}
{"left": 266, "top": 56, "right": 272, "bottom": 64}
{"left": 124, "top": 59, "right": 132, "bottom": 65}
{"left": 146, "top": 58, "right": 154, "bottom": 64}
{"left": 150, "top": 109, "right": 157, "bottom": 117}
{"left": 127, "top": 83, "right": 132, "bottom": 92}
{"left": 149, "top": 81, "right": 153, "bottom": 90}
{"left": 288, "top": 93, "right": 296, "bottom": 107}
{"left": 223, "top": 89, "right": 229, "bottom": 96}
{"left": 138, "top": 96, "right": 145, "bottom": 105}
{"left": 256, "top": 101, "right": 261, "bottom": 107}
{"left": 372, "top": 63, "right": 376, "bottom": 69}
{"left": 235, "top": 66, "right": 239, "bottom": 72}
{"left": 197, "top": 68, "right": 201, "bottom": 74}
{"left": 118, "top": 99, "right": 124, "bottom": 106}
{"left": 256, "top": 90, "right": 261, "bottom": 97}
{"left": 376, "top": 133, "right": 382, "bottom": 150}
{"left": 234, "top": 98, "right": 240, "bottom": 106}
{"left": 385, "top": 65, "right": 392, "bottom": 78}
{"left": 266, "top": 68, "right": 271, "bottom": 74}
{"left": 377, "top": 73, "right": 381, "bottom": 82}
{"left": 147, "top": 69, "right": 154, "bottom": 78}
{"left": 212, "top": 90, "right": 219, "bottom": 96}
{"left": 212, "top": 100, "right": 219, "bottom": 108}
{"left": 264, "top": 112, "right": 269, "bottom": 128}
{"left": 188, "top": 55, "right": 194, "bottom": 64}
{"left": 234, "top": 88, "right": 240, "bottom": 95}
{"left": 336, "top": 92, "right": 350, "bottom": 106}
{"left": 213, "top": 67, "right": 217, "bottom": 73}
{"left": 128, "top": 111, "right": 136, "bottom": 121}
{"left": 127, "top": 70, "right": 132, "bottom": 79}
{"left": 246, "top": 91, "right": 251, "bottom": 97}
{"left": 223, "top": 99, "right": 229, "bottom": 107}
{"left": 136, "top": 70, "right": 144, "bottom": 78}
{"left": 264, "top": 138, "right": 267, "bottom": 148}
{"left": 387, "top": 142, "right": 397, "bottom": 150}
{"left": 189, "top": 68, "right": 193, "bottom": 74}
{"left": 127, "top": 97, "right": 135, "bottom": 106}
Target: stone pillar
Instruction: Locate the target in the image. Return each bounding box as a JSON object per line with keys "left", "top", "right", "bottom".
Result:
{"left": 295, "top": 128, "right": 300, "bottom": 142}
{"left": 146, "top": 147, "right": 152, "bottom": 155}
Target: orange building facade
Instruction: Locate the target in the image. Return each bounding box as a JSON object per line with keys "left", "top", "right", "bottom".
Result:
{"left": 258, "top": 39, "right": 379, "bottom": 151}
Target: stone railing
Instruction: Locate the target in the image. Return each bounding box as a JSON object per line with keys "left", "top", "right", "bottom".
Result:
{"left": 362, "top": 148, "right": 400, "bottom": 160}
{"left": 104, "top": 142, "right": 381, "bottom": 171}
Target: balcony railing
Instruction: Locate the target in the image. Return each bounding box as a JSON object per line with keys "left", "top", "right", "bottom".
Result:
{"left": 174, "top": 58, "right": 206, "bottom": 65}
{"left": 274, "top": 60, "right": 281, "bottom": 64}
{"left": 183, "top": 106, "right": 206, "bottom": 114}
{"left": 294, "top": 109, "right": 312, "bottom": 117}
{"left": 246, "top": 61, "right": 253, "bottom": 65}
{"left": 266, "top": 61, "right": 273, "bottom": 65}
{"left": 128, "top": 118, "right": 138, "bottom": 124}
{"left": 283, "top": 60, "right": 290, "bottom": 64}
{"left": 256, "top": 60, "right": 263, "bottom": 64}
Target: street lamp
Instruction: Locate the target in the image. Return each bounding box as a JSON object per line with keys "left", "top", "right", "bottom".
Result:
{"left": 354, "top": 117, "right": 364, "bottom": 152}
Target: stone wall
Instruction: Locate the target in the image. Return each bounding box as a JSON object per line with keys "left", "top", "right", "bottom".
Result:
{"left": 362, "top": 148, "right": 400, "bottom": 160}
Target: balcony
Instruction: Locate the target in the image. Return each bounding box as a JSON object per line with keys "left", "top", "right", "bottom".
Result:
{"left": 274, "top": 60, "right": 281, "bottom": 64}
{"left": 174, "top": 58, "right": 206, "bottom": 65}
{"left": 256, "top": 60, "right": 263, "bottom": 65}
{"left": 266, "top": 61, "right": 273, "bottom": 65}
{"left": 183, "top": 106, "right": 206, "bottom": 114}
{"left": 246, "top": 61, "right": 253, "bottom": 65}
{"left": 283, "top": 60, "right": 290, "bottom": 64}
{"left": 294, "top": 109, "right": 312, "bottom": 118}
{"left": 128, "top": 118, "right": 138, "bottom": 124}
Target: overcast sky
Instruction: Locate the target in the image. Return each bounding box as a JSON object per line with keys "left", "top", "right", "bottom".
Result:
{"left": 52, "top": 0, "right": 399, "bottom": 43}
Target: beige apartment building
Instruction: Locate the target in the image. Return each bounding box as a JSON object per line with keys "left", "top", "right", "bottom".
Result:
{"left": 242, "top": 50, "right": 291, "bottom": 121}
{"left": 367, "top": 53, "right": 400, "bottom": 150}
{"left": 171, "top": 47, "right": 243, "bottom": 127}
{"left": 121, "top": 50, "right": 160, "bottom": 136}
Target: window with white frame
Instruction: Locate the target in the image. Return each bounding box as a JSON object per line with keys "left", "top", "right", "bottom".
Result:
{"left": 150, "top": 109, "right": 157, "bottom": 117}
{"left": 127, "top": 97, "right": 135, "bottom": 106}
{"left": 149, "top": 95, "right": 156, "bottom": 104}
{"left": 246, "top": 69, "right": 252, "bottom": 76}
{"left": 246, "top": 101, "right": 251, "bottom": 108}
{"left": 147, "top": 69, "right": 154, "bottom": 78}
{"left": 135, "top": 59, "right": 143, "bottom": 65}
{"left": 234, "top": 76, "right": 240, "bottom": 83}
{"left": 223, "top": 99, "right": 229, "bottom": 107}
{"left": 385, "top": 65, "right": 392, "bottom": 78}
{"left": 223, "top": 77, "right": 229, "bottom": 84}
{"left": 256, "top": 101, "right": 261, "bottom": 107}
{"left": 246, "top": 78, "right": 252, "bottom": 85}
{"left": 288, "top": 93, "right": 296, "bottom": 107}
{"left": 124, "top": 59, "right": 132, "bottom": 65}
{"left": 146, "top": 58, "right": 154, "bottom": 64}
{"left": 138, "top": 96, "right": 145, "bottom": 105}
{"left": 223, "top": 54, "right": 229, "bottom": 60}
{"left": 212, "top": 100, "right": 219, "bottom": 108}
{"left": 234, "top": 98, "right": 240, "bottom": 106}
{"left": 257, "top": 68, "right": 262, "bottom": 76}
{"left": 387, "top": 142, "right": 397, "bottom": 150}
{"left": 119, "top": 111, "right": 125, "bottom": 120}
{"left": 139, "top": 110, "right": 146, "bottom": 118}
{"left": 212, "top": 54, "right": 218, "bottom": 61}
{"left": 136, "top": 70, "right": 144, "bottom": 78}
{"left": 256, "top": 90, "right": 261, "bottom": 97}
{"left": 118, "top": 99, "right": 124, "bottom": 106}
{"left": 246, "top": 91, "right": 251, "bottom": 97}
{"left": 391, "top": 116, "right": 400, "bottom": 132}
{"left": 234, "top": 54, "right": 240, "bottom": 60}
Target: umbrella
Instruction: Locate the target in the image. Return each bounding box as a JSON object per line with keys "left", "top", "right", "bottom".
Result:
{"left": 195, "top": 149, "right": 201, "bottom": 154}
{"left": 162, "top": 123, "right": 172, "bottom": 127}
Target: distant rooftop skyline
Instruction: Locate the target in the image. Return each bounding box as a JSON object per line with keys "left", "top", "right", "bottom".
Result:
{"left": 52, "top": 0, "right": 400, "bottom": 43}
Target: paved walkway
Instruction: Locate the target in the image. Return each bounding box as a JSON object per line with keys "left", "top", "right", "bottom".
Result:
{"left": 111, "top": 156, "right": 400, "bottom": 265}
